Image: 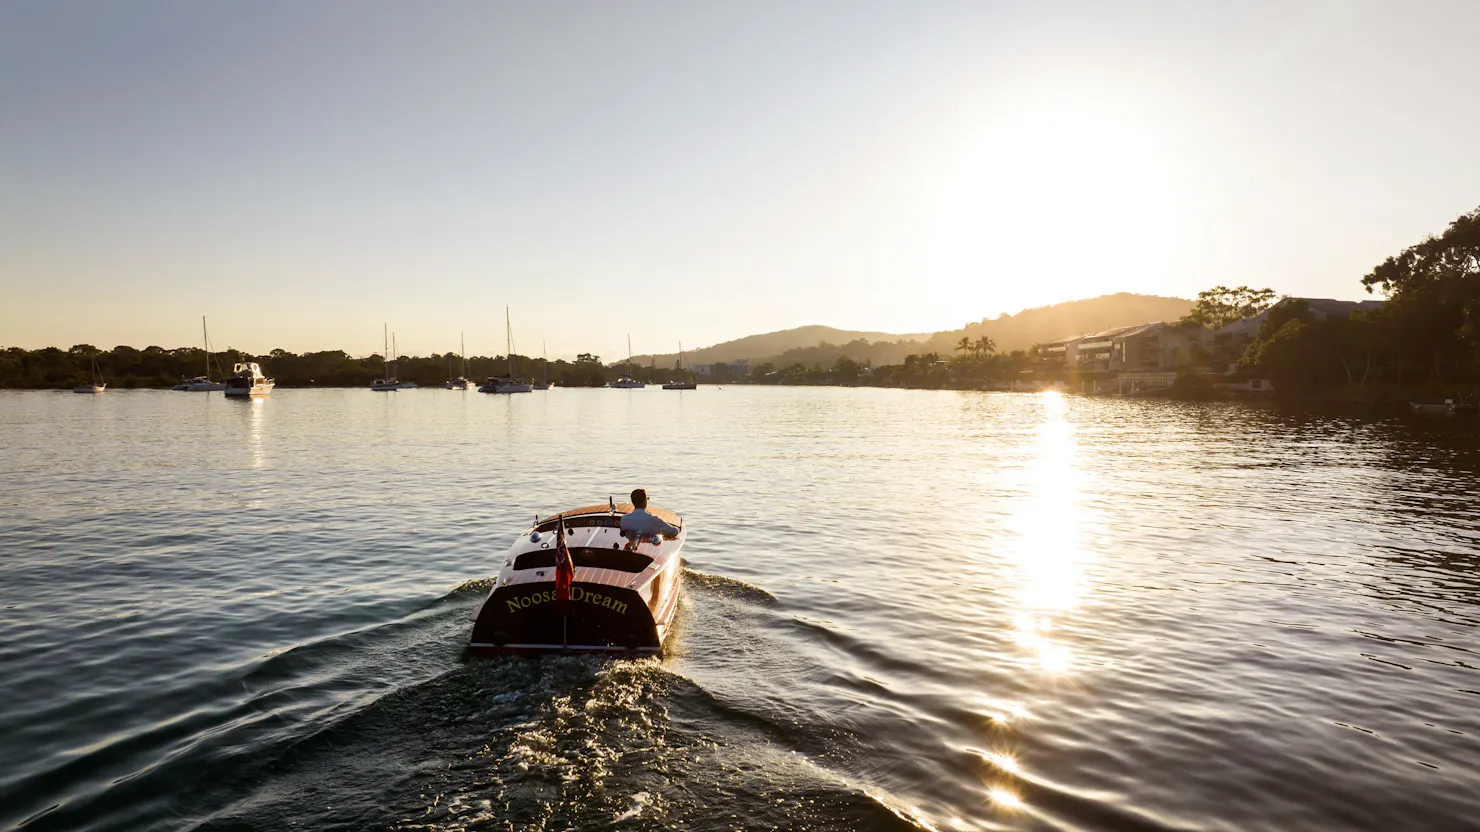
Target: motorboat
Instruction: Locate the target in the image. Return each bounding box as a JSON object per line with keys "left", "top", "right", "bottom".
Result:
{"left": 469, "top": 501, "right": 685, "bottom": 656}
{"left": 172, "top": 317, "right": 225, "bottom": 391}
{"left": 609, "top": 335, "right": 645, "bottom": 388}
{"left": 73, "top": 357, "right": 105, "bottom": 393}
{"left": 1410, "top": 399, "right": 1456, "bottom": 412}
{"left": 223, "top": 362, "right": 274, "bottom": 397}
{"left": 172, "top": 376, "right": 223, "bottom": 391}
{"left": 479, "top": 376, "right": 533, "bottom": 394}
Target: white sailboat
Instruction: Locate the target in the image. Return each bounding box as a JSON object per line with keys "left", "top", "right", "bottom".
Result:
{"left": 73, "top": 356, "right": 105, "bottom": 393}
{"left": 480, "top": 307, "right": 532, "bottom": 393}
{"left": 371, "top": 327, "right": 417, "bottom": 390}
{"left": 663, "top": 342, "right": 697, "bottom": 390}
{"left": 609, "top": 335, "right": 645, "bottom": 388}
{"left": 443, "top": 332, "right": 473, "bottom": 389}
{"left": 172, "top": 316, "right": 225, "bottom": 391}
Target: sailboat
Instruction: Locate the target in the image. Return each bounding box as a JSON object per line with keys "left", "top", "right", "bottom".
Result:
{"left": 531, "top": 341, "right": 551, "bottom": 390}
{"left": 173, "top": 316, "right": 226, "bottom": 391}
{"left": 73, "top": 356, "right": 106, "bottom": 393}
{"left": 372, "top": 327, "right": 417, "bottom": 390}
{"left": 663, "top": 342, "right": 697, "bottom": 390}
{"left": 609, "top": 335, "right": 645, "bottom": 388}
{"left": 442, "top": 332, "right": 473, "bottom": 389}
{"left": 479, "top": 308, "right": 533, "bottom": 393}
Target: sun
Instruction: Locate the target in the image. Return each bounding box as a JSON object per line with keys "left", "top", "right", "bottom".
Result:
{"left": 922, "top": 95, "right": 1185, "bottom": 315}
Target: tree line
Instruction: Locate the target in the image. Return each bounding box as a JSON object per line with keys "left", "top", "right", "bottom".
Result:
{"left": 1234, "top": 205, "right": 1480, "bottom": 398}
{"left": 0, "top": 346, "right": 698, "bottom": 389}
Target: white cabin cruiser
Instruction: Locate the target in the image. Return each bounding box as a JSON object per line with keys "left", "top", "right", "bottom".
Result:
{"left": 469, "top": 501, "right": 685, "bottom": 656}
{"left": 172, "top": 376, "right": 223, "bottom": 391}
{"left": 479, "top": 376, "right": 532, "bottom": 393}
{"left": 223, "top": 362, "right": 274, "bottom": 397}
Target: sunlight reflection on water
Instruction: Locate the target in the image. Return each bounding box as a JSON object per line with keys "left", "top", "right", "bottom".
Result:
{"left": 1008, "top": 392, "right": 1085, "bottom": 677}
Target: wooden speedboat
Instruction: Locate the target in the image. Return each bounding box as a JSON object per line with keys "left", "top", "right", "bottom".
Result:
{"left": 469, "top": 502, "right": 684, "bottom": 656}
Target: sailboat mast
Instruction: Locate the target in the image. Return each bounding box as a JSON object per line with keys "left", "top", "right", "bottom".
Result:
{"left": 202, "top": 316, "right": 210, "bottom": 377}
{"left": 383, "top": 324, "right": 389, "bottom": 378}
{"left": 461, "top": 332, "right": 466, "bottom": 379}
{"left": 505, "top": 306, "right": 515, "bottom": 379}
{"left": 628, "top": 335, "right": 633, "bottom": 377}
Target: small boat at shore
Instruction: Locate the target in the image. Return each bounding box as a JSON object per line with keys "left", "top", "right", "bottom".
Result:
{"left": 1410, "top": 399, "right": 1456, "bottom": 412}
{"left": 223, "top": 362, "right": 274, "bottom": 397}
{"left": 469, "top": 501, "right": 684, "bottom": 656}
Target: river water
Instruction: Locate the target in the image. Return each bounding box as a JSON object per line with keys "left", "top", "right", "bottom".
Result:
{"left": 2, "top": 387, "right": 1478, "bottom": 831}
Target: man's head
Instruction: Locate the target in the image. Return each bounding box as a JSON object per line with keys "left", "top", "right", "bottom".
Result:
{"left": 631, "top": 488, "right": 648, "bottom": 509}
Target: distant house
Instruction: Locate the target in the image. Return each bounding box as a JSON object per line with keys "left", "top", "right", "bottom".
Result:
{"left": 691, "top": 359, "right": 750, "bottom": 379}
{"left": 1112, "top": 322, "right": 1205, "bottom": 373}
{"left": 1208, "top": 297, "right": 1385, "bottom": 368}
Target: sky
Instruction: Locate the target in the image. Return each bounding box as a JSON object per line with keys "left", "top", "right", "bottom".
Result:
{"left": 3, "top": 0, "right": 1479, "bottom": 359}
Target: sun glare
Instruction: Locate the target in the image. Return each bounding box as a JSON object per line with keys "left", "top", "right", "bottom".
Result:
{"left": 924, "top": 96, "right": 1182, "bottom": 314}
{"left": 1005, "top": 391, "right": 1087, "bottom": 675}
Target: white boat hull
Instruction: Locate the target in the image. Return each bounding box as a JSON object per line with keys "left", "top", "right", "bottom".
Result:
{"left": 223, "top": 382, "right": 273, "bottom": 397}
{"left": 72, "top": 384, "right": 105, "bottom": 394}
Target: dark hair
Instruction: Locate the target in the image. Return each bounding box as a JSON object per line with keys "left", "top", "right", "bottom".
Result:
{"left": 631, "top": 488, "right": 648, "bottom": 509}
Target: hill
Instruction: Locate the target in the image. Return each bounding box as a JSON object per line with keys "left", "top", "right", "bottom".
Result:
{"left": 632, "top": 293, "right": 1192, "bottom": 369}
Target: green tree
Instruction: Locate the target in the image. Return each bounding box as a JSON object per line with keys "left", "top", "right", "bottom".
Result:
{"left": 1180, "top": 286, "right": 1277, "bottom": 330}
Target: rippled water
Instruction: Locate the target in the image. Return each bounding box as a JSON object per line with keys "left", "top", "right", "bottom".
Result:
{"left": 2, "top": 388, "right": 1479, "bottom": 831}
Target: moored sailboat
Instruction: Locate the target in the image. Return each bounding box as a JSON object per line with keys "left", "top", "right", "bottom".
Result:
{"left": 172, "top": 317, "right": 226, "bottom": 391}
{"left": 73, "top": 357, "right": 106, "bottom": 393}
{"left": 609, "top": 335, "right": 645, "bottom": 388}
{"left": 480, "top": 308, "right": 533, "bottom": 393}
{"left": 662, "top": 341, "right": 697, "bottom": 390}
{"left": 442, "top": 332, "right": 473, "bottom": 389}
{"left": 371, "top": 327, "right": 417, "bottom": 390}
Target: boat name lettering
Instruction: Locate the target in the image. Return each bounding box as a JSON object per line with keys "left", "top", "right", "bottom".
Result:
{"left": 506, "top": 586, "right": 628, "bottom": 616}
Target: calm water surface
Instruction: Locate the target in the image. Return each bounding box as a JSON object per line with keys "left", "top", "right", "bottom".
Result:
{"left": 2, "top": 388, "right": 1479, "bottom": 831}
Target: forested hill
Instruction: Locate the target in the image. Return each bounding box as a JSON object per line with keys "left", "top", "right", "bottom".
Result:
{"left": 660, "top": 325, "right": 934, "bottom": 366}
{"left": 636, "top": 293, "right": 1192, "bottom": 368}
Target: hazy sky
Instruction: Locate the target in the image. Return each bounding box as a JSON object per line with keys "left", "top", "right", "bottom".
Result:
{"left": 3, "top": 1, "right": 1478, "bottom": 358}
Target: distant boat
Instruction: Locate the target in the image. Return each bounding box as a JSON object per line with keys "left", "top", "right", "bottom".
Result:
{"left": 73, "top": 356, "right": 105, "bottom": 393}
{"left": 609, "top": 335, "right": 645, "bottom": 389}
{"left": 223, "top": 362, "right": 274, "bottom": 397}
{"left": 372, "top": 327, "right": 417, "bottom": 390}
{"left": 1410, "top": 399, "right": 1456, "bottom": 412}
{"left": 172, "top": 317, "right": 226, "bottom": 391}
{"left": 531, "top": 341, "right": 551, "bottom": 390}
{"left": 442, "top": 331, "right": 473, "bottom": 389}
{"left": 480, "top": 307, "right": 533, "bottom": 393}
{"left": 663, "top": 341, "right": 697, "bottom": 390}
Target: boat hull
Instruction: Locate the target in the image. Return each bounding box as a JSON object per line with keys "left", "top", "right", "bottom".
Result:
{"left": 223, "top": 382, "right": 274, "bottom": 397}
{"left": 470, "top": 579, "right": 676, "bottom": 655}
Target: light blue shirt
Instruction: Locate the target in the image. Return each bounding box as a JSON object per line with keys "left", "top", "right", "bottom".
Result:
{"left": 620, "top": 508, "right": 679, "bottom": 537}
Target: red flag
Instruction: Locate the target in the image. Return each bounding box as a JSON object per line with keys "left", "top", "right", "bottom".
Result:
{"left": 554, "top": 516, "right": 574, "bottom": 615}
